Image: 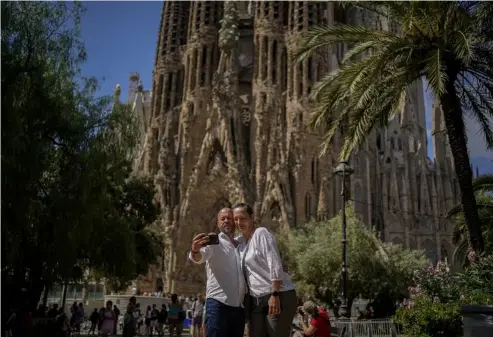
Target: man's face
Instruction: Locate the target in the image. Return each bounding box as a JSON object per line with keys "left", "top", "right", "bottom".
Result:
{"left": 217, "top": 208, "right": 234, "bottom": 234}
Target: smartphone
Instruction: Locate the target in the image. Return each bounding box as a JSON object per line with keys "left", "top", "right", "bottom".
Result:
{"left": 204, "top": 232, "right": 219, "bottom": 246}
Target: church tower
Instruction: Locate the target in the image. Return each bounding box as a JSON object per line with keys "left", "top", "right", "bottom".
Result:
{"left": 136, "top": 1, "right": 458, "bottom": 295}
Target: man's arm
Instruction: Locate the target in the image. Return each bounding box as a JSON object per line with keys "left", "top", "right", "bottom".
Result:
{"left": 188, "top": 246, "right": 214, "bottom": 264}
{"left": 189, "top": 233, "right": 213, "bottom": 264}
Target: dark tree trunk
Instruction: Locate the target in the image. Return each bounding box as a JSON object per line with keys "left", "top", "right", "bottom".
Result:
{"left": 439, "top": 81, "right": 485, "bottom": 255}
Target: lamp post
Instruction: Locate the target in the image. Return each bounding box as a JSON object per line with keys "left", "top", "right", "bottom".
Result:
{"left": 333, "top": 161, "right": 354, "bottom": 319}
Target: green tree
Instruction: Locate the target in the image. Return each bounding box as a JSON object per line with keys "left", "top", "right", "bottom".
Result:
{"left": 1, "top": 1, "right": 161, "bottom": 312}
{"left": 447, "top": 174, "right": 493, "bottom": 265}
{"left": 295, "top": 1, "right": 493, "bottom": 255}
{"left": 279, "top": 204, "right": 428, "bottom": 317}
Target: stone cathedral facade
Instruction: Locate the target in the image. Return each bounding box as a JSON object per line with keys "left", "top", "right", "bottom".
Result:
{"left": 126, "top": 1, "right": 459, "bottom": 295}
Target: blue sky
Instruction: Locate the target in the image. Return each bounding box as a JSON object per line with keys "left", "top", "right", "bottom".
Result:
{"left": 79, "top": 1, "right": 491, "bottom": 173}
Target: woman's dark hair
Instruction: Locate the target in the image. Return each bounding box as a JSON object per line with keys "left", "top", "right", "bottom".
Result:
{"left": 233, "top": 202, "right": 254, "bottom": 217}
{"left": 171, "top": 293, "right": 178, "bottom": 303}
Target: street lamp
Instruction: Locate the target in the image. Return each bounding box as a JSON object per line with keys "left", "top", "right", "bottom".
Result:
{"left": 333, "top": 160, "right": 354, "bottom": 319}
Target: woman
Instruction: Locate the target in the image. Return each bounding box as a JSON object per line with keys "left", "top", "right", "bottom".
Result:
{"left": 234, "top": 203, "right": 297, "bottom": 337}
{"left": 293, "top": 301, "right": 331, "bottom": 337}
{"left": 99, "top": 301, "right": 116, "bottom": 337}
{"left": 145, "top": 305, "right": 152, "bottom": 335}
{"left": 167, "top": 294, "right": 183, "bottom": 337}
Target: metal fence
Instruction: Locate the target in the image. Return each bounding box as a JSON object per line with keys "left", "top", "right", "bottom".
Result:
{"left": 332, "top": 319, "right": 401, "bottom": 337}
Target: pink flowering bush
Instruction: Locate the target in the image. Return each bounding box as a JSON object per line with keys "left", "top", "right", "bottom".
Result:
{"left": 395, "top": 256, "right": 493, "bottom": 337}
{"left": 395, "top": 262, "right": 462, "bottom": 337}
{"left": 407, "top": 262, "right": 459, "bottom": 302}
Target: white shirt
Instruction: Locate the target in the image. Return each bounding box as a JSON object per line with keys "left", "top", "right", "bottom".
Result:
{"left": 192, "top": 300, "right": 204, "bottom": 317}
{"left": 238, "top": 227, "right": 296, "bottom": 297}
{"left": 188, "top": 232, "right": 246, "bottom": 307}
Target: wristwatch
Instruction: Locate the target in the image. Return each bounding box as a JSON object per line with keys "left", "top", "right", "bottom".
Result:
{"left": 271, "top": 291, "right": 280, "bottom": 297}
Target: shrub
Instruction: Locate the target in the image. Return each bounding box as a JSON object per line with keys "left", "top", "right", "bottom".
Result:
{"left": 395, "top": 296, "right": 462, "bottom": 337}
{"left": 394, "top": 257, "right": 493, "bottom": 337}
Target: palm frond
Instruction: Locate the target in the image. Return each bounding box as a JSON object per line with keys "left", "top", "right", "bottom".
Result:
{"left": 472, "top": 174, "right": 493, "bottom": 193}
{"left": 295, "top": 25, "right": 396, "bottom": 64}
{"left": 447, "top": 204, "right": 464, "bottom": 219}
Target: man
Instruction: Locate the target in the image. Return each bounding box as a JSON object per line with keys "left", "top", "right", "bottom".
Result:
{"left": 189, "top": 208, "right": 246, "bottom": 337}
{"left": 191, "top": 294, "right": 205, "bottom": 337}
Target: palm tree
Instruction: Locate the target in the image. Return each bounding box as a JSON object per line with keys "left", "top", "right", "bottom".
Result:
{"left": 447, "top": 174, "right": 493, "bottom": 266}
{"left": 295, "top": 1, "right": 493, "bottom": 254}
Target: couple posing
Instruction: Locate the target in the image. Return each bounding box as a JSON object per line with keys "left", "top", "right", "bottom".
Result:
{"left": 189, "top": 203, "right": 297, "bottom": 337}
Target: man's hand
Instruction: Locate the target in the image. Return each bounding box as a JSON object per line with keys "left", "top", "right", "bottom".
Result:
{"left": 268, "top": 295, "right": 281, "bottom": 316}
{"left": 191, "top": 233, "right": 209, "bottom": 253}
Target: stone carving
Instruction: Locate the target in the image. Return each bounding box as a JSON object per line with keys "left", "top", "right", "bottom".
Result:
{"left": 130, "top": 1, "right": 457, "bottom": 294}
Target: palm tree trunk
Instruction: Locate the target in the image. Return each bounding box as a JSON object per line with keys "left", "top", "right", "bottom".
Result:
{"left": 439, "top": 81, "right": 485, "bottom": 255}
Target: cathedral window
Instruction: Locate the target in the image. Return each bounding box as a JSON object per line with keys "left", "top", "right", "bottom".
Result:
{"left": 307, "top": 3, "right": 315, "bottom": 26}
{"left": 195, "top": 3, "right": 202, "bottom": 30}
{"left": 398, "top": 138, "right": 403, "bottom": 151}
{"left": 273, "top": 2, "right": 280, "bottom": 20}
{"left": 204, "top": 2, "right": 211, "bottom": 25}
{"left": 307, "top": 57, "right": 313, "bottom": 81}
{"left": 272, "top": 40, "right": 278, "bottom": 84}
{"left": 282, "top": 47, "right": 288, "bottom": 90}
{"left": 230, "top": 117, "right": 237, "bottom": 156}
{"left": 165, "top": 72, "right": 173, "bottom": 111}
{"left": 200, "top": 45, "right": 207, "bottom": 86}
{"left": 189, "top": 102, "right": 195, "bottom": 116}
{"left": 254, "top": 36, "right": 260, "bottom": 79}
{"left": 440, "top": 243, "right": 449, "bottom": 262}
{"left": 263, "top": 2, "right": 269, "bottom": 18}
{"left": 283, "top": 3, "right": 289, "bottom": 27}
{"left": 298, "top": 10, "right": 304, "bottom": 31}
{"left": 298, "top": 61, "right": 303, "bottom": 97}
{"left": 390, "top": 137, "right": 395, "bottom": 149}
{"left": 262, "top": 36, "right": 269, "bottom": 80}
{"left": 305, "top": 193, "right": 312, "bottom": 220}
{"left": 190, "top": 49, "right": 198, "bottom": 89}
{"left": 334, "top": 6, "right": 346, "bottom": 25}
{"left": 311, "top": 158, "right": 317, "bottom": 185}
{"left": 176, "top": 69, "right": 184, "bottom": 103}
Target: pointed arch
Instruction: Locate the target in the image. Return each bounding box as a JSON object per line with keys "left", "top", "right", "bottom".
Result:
{"left": 392, "top": 237, "right": 403, "bottom": 245}
{"left": 206, "top": 138, "right": 228, "bottom": 175}
{"left": 421, "top": 239, "right": 437, "bottom": 264}
{"left": 408, "top": 238, "right": 417, "bottom": 249}
{"left": 305, "top": 192, "right": 312, "bottom": 221}
{"left": 377, "top": 132, "right": 382, "bottom": 151}
{"left": 440, "top": 240, "right": 452, "bottom": 263}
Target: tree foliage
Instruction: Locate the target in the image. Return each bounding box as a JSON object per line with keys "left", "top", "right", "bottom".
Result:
{"left": 296, "top": 1, "right": 493, "bottom": 255}
{"left": 1, "top": 1, "right": 162, "bottom": 310}
{"left": 278, "top": 204, "right": 428, "bottom": 317}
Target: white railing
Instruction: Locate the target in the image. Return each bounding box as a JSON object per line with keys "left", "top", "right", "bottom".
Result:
{"left": 332, "top": 319, "right": 400, "bottom": 337}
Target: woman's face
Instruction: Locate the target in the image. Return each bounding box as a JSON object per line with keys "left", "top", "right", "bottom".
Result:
{"left": 233, "top": 207, "right": 254, "bottom": 235}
